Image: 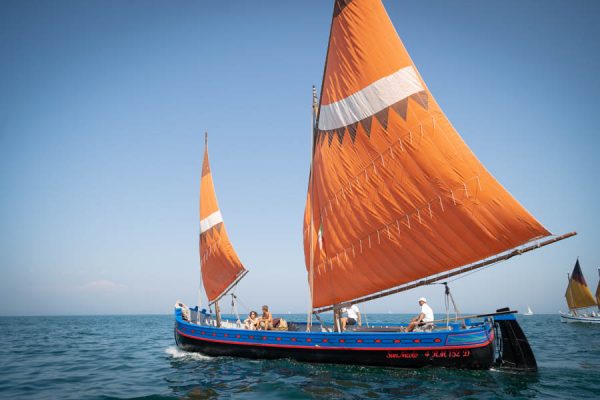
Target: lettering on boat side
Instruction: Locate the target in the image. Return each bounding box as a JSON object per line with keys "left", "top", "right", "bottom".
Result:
{"left": 386, "top": 350, "right": 471, "bottom": 359}
{"left": 386, "top": 352, "right": 418, "bottom": 359}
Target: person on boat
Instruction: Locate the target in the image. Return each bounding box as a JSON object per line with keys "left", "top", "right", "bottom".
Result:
{"left": 243, "top": 311, "right": 259, "bottom": 330}
{"left": 405, "top": 297, "right": 434, "bottom": 332}
{"left": 340, "top": 304, "right": 361, "bottom": 331}
{"left": 258, "top": 305, "right": 273, "bottom": 330}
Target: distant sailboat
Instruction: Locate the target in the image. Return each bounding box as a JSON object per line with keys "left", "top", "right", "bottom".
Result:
{"left": 524, "top": 306, "right": 534, "bottom": 316}
{"left": 596, "top": 268, "right": 600, "bottom": 310}
{"left": 560, "top": 259, "right": 600, "bottom": 323}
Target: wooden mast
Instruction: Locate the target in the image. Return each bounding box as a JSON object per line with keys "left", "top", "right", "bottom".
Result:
{"left": 204, "top": 131, "right": 223, "bottom": 327}
{"left": 307, "top": 86, "right": 318, "bottom": 331}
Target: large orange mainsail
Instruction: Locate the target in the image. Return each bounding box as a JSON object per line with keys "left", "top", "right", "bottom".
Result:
{"left": 304, "top": 0, "right": 551, "bottom": 309}
{"left": 200, "top": 134, "right": 247, "bottom": 303}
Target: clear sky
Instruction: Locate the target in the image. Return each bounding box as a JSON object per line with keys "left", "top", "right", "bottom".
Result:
{"left": 1, "top": 0, "right": 599, "bottom": 316}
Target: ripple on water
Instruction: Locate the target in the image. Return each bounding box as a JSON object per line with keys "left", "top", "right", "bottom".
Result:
{"left": 1, "top": 314, "right": 600, "bottom": 399}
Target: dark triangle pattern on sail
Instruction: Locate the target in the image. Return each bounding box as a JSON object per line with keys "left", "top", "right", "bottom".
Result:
{"left": 303, "top": 0, "right": 550, "bottom": 309}
{"left": 565, "top": 260, "right": 597, "bottom": 310}
{"left": 200, "top": 139, "right": 246, "bottom": 303}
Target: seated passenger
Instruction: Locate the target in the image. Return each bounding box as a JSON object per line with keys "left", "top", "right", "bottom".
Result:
{"left": 405, "top": 297, "right": 434, "bottom": 332}
{"left": 244, "top": 311, "right": 259, "bottom": 330}
{"left": 258, "top": 305, "right": 273, "bottom": 330}
{"left": 340, "top": 304, "right": 361, "bottom": 331}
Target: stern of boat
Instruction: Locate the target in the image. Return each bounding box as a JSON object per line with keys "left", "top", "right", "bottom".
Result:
{"left": 493, "top": 308, "right": 537, "bottom": 372}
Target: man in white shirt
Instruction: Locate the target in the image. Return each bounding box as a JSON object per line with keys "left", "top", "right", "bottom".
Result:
{"left": 405, "top": 297, "right": 434, "bottom": 332}
{"left": 341, "top": 304, "right": 361, "bottom": 331}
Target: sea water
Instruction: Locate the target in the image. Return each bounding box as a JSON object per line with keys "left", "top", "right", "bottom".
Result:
{"left": 0, "top": 314, "right": 598, "bottom": 399}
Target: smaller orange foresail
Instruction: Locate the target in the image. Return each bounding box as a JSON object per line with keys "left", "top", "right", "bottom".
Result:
{"left": 565, "top": 259, "right": 597, "bottom": 310}
{"left": 199, "top": 133, "right": 247, "bottom": 303}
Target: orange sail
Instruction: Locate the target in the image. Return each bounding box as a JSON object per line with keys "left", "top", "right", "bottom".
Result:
{"left": 565, "top": 260, "right": 597, "bottom": 310}
{"left": 200, "top": 134, "right": 247, "bottom": 303}
{"left": 304, "top": 0, "right": 550, "bottom": 309}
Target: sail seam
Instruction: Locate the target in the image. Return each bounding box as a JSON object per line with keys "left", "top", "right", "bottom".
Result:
{"left": 316, "top": 176, "right": 481, "bottom": 271}
{"left": 318, "top": 115, "right": 438, "bottom": 217}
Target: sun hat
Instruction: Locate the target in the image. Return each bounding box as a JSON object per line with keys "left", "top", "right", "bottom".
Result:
{"left": 418, "top": 297, "right": 427, "bottom": 303}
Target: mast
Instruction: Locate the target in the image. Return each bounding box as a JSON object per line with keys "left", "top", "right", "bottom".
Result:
{"left": 199, "top": 132, "right": 207, "bottom": 321}
{"left": 307, "top": 86, "right": 318, "bottom": 330}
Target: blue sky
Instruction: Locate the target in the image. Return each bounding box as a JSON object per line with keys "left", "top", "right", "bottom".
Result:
{"left": 1, "top": 0, "right": 599, "bottom": 316}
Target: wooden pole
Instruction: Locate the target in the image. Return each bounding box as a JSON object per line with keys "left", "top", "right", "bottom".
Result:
{"left": 307, "top": 86, "right": 318, "bottom": 331}
{"left": 214, "top": 301, "right": 222, "bottom": 328}
{"left": 333, "top": 305, "right": 342, "bottom": 332}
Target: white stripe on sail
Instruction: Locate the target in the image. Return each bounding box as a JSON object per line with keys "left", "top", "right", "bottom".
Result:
{"left": 318, "top": 66, "right": 424, "bottom": 131}
{"left": 200, "top": 210, "right": 223, "bottom": 233}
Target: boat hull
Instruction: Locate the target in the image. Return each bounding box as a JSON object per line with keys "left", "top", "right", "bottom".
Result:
{"left": 560, "top": 313, "right": 600, "bottom": 323}
{"left": 174, "top": 310, "right": 495, "bottom": 369}
{"left": 175, "top": 328, "right": 494, "bottom": 369}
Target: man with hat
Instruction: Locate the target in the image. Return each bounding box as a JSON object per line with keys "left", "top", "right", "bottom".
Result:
{"left": 405, "top": 297, "right": 434, "bottom": 332}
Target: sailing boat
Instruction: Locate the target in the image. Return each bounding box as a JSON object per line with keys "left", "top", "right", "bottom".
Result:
{"left": 524, "top": 306, "right": 534, "bottom": 316}
{"left": 174, "top": 0, "right": 576, "bottom": 370}
{"left": 560, "top": 260, "right": 600, "bottom": 323}
{"left": 596, "top": 268, "right": 600, "bottom": 310}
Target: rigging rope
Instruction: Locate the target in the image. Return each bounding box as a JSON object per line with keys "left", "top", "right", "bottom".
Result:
{"left": 435, "top": 282, "right": 464, "bottom": 327}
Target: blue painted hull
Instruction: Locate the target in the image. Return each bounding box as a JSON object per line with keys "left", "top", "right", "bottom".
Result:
{"left": 174, "top": 309, "right": 496, "bottom": 369}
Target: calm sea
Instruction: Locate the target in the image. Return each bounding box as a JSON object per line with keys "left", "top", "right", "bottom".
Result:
{"left": 0, "top": 314, "right": 598, "bottom": 399}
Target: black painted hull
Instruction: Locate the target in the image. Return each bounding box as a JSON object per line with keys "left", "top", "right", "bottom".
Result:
{"left": 175, "top": 328, "right": 495, "bottom": 369}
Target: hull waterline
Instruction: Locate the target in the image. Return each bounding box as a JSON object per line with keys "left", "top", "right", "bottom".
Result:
{"left": 560, "top": 313, "right": 600, "bottom": 323}
{"left": 174, "top": 308, "right": 536, "bottom": 371}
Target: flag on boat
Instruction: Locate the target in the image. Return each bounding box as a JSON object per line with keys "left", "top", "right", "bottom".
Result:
{"left": 318, "top": 223, "right": 324, "bottom": 251}
{"left": 199, "top": 134, "right": 247, "bottom": 303}
{"left": 565, "top": 259, "right": 597, "bottom": 310}
{"left": 303, "top": 0, "right": 550, "bottom": 309}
